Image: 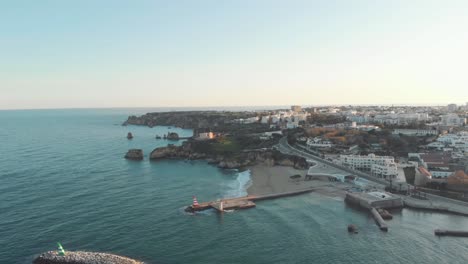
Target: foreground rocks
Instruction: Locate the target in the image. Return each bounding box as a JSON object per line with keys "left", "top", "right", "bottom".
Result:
{"left": 125, "top": 149, "right": 144, "bottom": 160}
{"left": 149, "top": 141, "right": 308, "bottom": 170}
{"left": 33, "top": 251, "right": 143, "bottom": 264}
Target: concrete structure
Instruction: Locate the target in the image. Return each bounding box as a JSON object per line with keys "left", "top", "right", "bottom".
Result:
{"left": 345, "top": 191, "right": 403, "bottom": 209}
{"left": 337, "top": 154, "right": 398, "bottom": 179}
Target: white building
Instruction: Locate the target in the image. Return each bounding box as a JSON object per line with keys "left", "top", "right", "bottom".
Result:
{"left": 260, "top": 116, "right": 270, "bottom": 124}
{"left": 234, "top": 116, "right": 259, "bottom": 124}
{"left": 347, "top": 115, "right": 369, "bottom": 124}
{"left": 307, "top": 137, "right": 333, "bottom": 148}
{"left": 430, "top": 170, "right": 453, "bottom": 179}
{"left": 337, "top": 154, "right": 398, "bottom": 179}
{"left": 392, "top": 129, "right": 439, "bottom": 136}
{"left": 441, "top": 114, "right": 466, "bottom": 127}
{"left": 287, "top": 121, "right": 299, "bottom": 129}
{"left": 373, "top": 113, "right": 428, "bottom": 125}
{"left": 198, "top": 132, "right": 215, "bottom": 140}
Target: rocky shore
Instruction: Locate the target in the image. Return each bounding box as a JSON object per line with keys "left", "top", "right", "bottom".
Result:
{"left": 149, "top": 140, "right": 308, "bottom": 169}
{"left": 33, "top": 251, "right": 143, "bottom": 264}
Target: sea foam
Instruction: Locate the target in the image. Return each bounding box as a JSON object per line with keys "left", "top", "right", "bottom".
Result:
{"left": 224, "top": 169, "right": 252, "bottom": 198}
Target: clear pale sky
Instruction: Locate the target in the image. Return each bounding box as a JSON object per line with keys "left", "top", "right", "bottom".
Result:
{"left": 1, "top": 0, "right": 468, "bottom": 110}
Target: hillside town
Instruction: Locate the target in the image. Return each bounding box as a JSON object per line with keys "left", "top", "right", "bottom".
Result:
{"left": 238, "top": 104, "right": 468, "bottom": 200}
{"left": 125, "top": 103, "right": 468, "bottom": 202}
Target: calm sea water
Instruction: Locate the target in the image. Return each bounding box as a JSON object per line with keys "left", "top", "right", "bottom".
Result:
{"left": 1, "top": 109, "right": 468, "bottom": 264}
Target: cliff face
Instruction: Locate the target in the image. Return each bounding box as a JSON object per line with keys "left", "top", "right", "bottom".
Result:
{"left": 149, "top": 141, "right": 308, "bottom": 170}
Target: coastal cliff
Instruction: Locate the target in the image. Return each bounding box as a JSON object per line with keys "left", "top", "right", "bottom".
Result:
{"left": 149, "top": 140, "right": 308, "bottom": 169}
{"left": 123, "top": 111, "right": 258, "bottom": 129}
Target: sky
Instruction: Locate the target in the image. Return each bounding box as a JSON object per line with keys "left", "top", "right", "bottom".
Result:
{"left": 1, "top": 0, "right": 468, "bottom": 110}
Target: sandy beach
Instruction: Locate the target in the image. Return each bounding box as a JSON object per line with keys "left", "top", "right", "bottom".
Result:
{"left": 247, "top": 165, "right": 352, "bottom": 197}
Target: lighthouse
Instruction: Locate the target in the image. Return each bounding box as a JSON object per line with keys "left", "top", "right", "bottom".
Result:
{"left": 192, "top": 196, "right": 199, "bottom": 207}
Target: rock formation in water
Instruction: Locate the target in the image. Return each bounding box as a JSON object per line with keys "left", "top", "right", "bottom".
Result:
{"left": 125, "top": 149, "right": 144, "bottom": 160}
{"left": 127, "top": 132, "right": 133, "bottom": 139}
{"left": 33, "top": 251, "right": 143, "bottom": 264}
{"left": 166, "top": 132, "right": 179, "bottom": 140}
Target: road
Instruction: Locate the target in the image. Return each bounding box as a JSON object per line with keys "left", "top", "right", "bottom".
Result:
{"left": 277, "top": 137, "right": 468, "bottom": 208}
{"left": 277, "top": 137, "right": 388, "bottom": 186}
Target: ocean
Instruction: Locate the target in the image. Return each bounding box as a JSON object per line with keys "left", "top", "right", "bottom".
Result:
{"left": 1, "top": 108, "right": 468, "bottom": 264}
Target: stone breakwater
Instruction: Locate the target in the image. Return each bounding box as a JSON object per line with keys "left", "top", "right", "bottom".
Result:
{"left": 149, "top": 141, "right": 308, "bottom": 170}
{"left": 33, "top": 251, "right": 143, "bottom": 264}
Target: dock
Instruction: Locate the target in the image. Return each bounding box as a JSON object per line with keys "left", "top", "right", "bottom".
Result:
{"left": 186, "top": 189, "right": 314, "bottom": 212}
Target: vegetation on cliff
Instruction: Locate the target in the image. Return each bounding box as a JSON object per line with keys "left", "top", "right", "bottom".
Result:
{"left": 123, "top": 111, "right": 257, "bottom": 129}
{"left": 150, "top": 136, "right": 307, "bottom": 169}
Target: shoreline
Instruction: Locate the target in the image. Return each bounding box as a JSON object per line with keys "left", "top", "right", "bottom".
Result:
{"left": 247, "top": 165, "right": 351, "bottom": 198}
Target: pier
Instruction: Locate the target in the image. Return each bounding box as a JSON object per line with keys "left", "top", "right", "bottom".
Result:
{"left": 186, "top": 189, "right": 314, "bottom": 212}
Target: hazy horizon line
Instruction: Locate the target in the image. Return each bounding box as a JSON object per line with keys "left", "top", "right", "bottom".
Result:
{"left": 1, "top": 103, "right": 465, "bottom": 112}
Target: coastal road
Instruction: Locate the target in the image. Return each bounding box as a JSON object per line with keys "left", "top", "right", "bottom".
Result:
{"left": 277, "top": 137, "right": 468, "bottom": 208}
{"left": 277, "top": 137, "right": 388, "bottom": 186}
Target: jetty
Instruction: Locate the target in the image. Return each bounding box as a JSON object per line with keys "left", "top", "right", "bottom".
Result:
{"left": 435, "top": 229, "right": 468, "bottom": 237}
{"left": 370, "top": 207, "right": 388, "bottom": 232}
{"left": 186, "top": 189, "right": 313, "bottom": 212}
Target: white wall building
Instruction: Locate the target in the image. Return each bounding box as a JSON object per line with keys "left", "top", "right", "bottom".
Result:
{"left": 441, "top": 114, "right": 466, "bottom": 127}
{"left": 307, "top": 137, "right": 333, "bottom": 148}
{"left": 392, "top": 129, "right": 439, "bottom": 136}
{"left": 337, "top": 154, "right": 398, "bottom": 179}
{"left": 198, "top": 132, "right": 215, "bottom": 140}
{"left": 260, "top": 116, "right": 270, "bottom": 124}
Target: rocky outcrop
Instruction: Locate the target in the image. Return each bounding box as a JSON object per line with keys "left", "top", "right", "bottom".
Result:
{"left": 127, "top": 132, "right": 133, "bottom": 139}
{"left": 123, "top": 111, "right": 256, "bottom": 129}
{"left": 125, "top": 149, "right": 143, "bottom": 160}
{"left": 149, "top": 141, "right": 308, "bottom": 170}
{"left": 33, "top": 251, "right": 143, "bottom": 264}
{"left": 166, "top": 132, "right": 179, "bottom": 140}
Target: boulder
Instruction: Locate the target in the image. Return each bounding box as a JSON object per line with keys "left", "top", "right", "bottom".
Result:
{"left": 347, "top": 224, "right": 358, "bottom": 233}
{"left": 125, "top": 149, "right": 143, "bottom": 160}
{"left": 166, "top": 132, "right": 179, "bottom": 140}
{"left": 127, "top": 132, "right": 133, "bottom": 139}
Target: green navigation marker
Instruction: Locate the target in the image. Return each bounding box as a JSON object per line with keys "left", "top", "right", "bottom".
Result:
{"left": 57, "top": 242, "right": 66, "bottom": 256}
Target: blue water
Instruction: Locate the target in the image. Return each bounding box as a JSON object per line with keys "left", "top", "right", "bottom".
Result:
{"left": 1, "top": 109, "right": 468, "bottom": 264}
